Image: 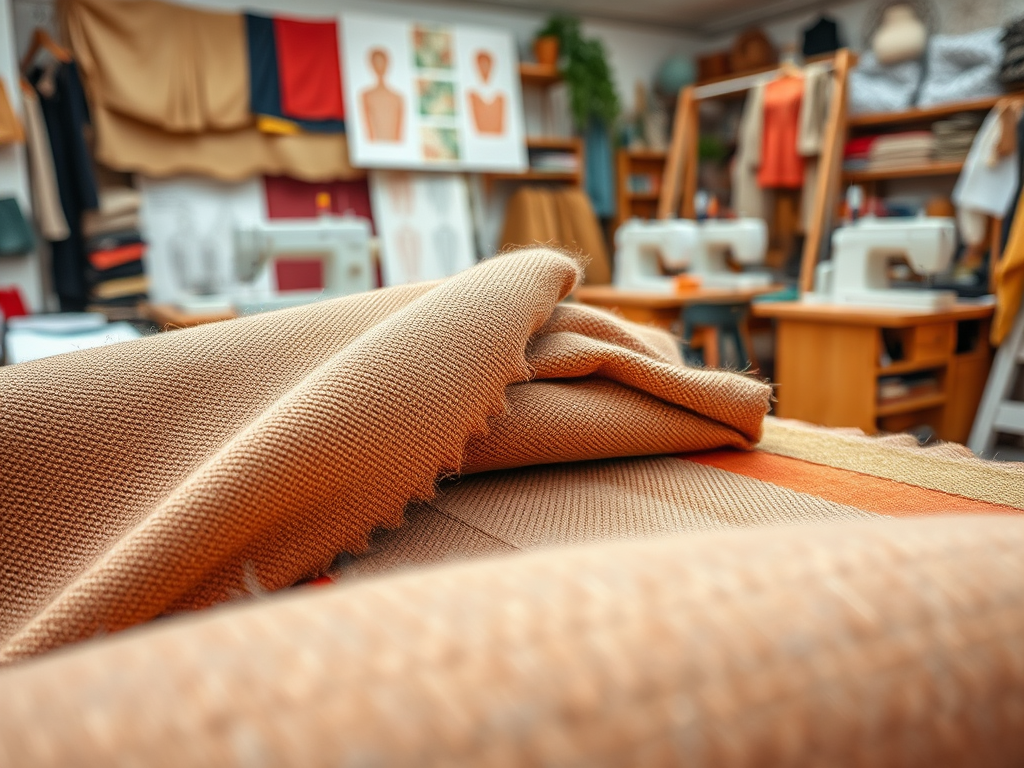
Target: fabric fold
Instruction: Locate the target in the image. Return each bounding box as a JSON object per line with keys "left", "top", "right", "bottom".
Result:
{"left": 0, "top": 249, "right": 770, "bottom": 663}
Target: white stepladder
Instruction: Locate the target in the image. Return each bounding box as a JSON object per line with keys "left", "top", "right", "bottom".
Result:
{"left": 968, "top": 303, "right": 1024, "bottom": 460}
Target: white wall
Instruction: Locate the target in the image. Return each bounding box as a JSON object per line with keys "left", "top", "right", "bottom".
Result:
{"left": 1, "top": 0, "right": 44, "bottom": 311}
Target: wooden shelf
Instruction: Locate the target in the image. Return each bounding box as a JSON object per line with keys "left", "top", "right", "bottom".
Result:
{"left": 878, "top": 357, "right": 948, "bottom": 377}
{"left": 876, "top": 391, "right": 947, "bottom": 417}
{"left": 848, "top": 96, "right": 1003, "bottom": 129}
{"left": 526, "top": 136, "right": 578, "bottom": 150}
{"left": 626, "top": 191, "right": 660, "bottom": 201}
{"left": 624, "top": 149, "right": 667, "bottom": 161}
{"left": 487, "top": 170, "right": 579, "bottom": 182}
{"left": 519, "top": 62, "right": 561, "bottom": 87}
{"left": 843, "top": 161, "right": 964, "bottom": 182}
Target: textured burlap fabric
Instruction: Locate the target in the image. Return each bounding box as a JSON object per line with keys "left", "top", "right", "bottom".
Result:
{"left": 1, "top": 515, "right": 1022, "bottom": 766}
{"left": 0, "top": 249, "right": 770, "bottom": 664}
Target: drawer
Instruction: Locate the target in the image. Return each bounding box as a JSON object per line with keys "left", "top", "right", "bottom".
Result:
{"left": 909, "top": 323, "right": 954, "bottom": 361}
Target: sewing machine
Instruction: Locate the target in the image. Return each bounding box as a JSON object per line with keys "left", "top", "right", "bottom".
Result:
{"left": 805, "top": 216, "right": 958, "bottom": 310}
{"left": 175, "top": 215, "right": 373, "bottom": 315}
{"left": 613, "top": 218, "right": 770, "bottom": 293}
{"left": 233, "top": 215, "right": 374, "bottom": 311}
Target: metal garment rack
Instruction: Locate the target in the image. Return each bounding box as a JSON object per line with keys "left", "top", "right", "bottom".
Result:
{"left": 656, "top": 49, "right": 856, "bottom": 294}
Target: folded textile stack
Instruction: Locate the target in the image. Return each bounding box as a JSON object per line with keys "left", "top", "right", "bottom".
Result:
{"left": 82, "top": 186, "right": 148, "bottom": 314}
{"left": 1002, "top": 16, "right": 1024, "bottom": 85}
{"left": 867, "top": 131, "right": 936, "bottom": 170}
{"left": 842, "top": 135, "right": 876, "bottom": 171}
{"left": 933, "top": 113, "right": 984, "bottom": 162}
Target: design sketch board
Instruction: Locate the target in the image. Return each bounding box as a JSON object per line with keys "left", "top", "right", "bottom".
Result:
{"left": 341, "top": 13, "right": 527, "bottom": 172}
{"left": 369, "top": 171, "right": 476, "bottom": 286}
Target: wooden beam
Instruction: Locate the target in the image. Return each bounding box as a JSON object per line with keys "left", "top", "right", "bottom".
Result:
{"left": 657, "top": 86, "right": 695, "bottom": 220}
{"left": 799, "top": 48, "right": 853, "bottom": 295}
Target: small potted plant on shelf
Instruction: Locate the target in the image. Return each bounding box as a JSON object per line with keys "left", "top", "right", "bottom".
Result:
{"left": 534, "top": 14, "right": 619, "bottom": 129}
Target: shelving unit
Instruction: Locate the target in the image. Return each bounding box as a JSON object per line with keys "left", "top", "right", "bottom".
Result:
{"left": 841, "top": 94, "right": 1014, "bottom": 291}
{"left": 842, "top": 161, "right": 964, "bottom": 183}
{"left": 751, "top": 302, "right": 994, "bottom": 442}
{"left": 847, "top": 96, "right": 1004, "bottom": 129}
{"left": 484, "top": 64, "right": 583, "bottom": 190}
{"left": 615, "top": 148, "right": 667, "bottom": 228}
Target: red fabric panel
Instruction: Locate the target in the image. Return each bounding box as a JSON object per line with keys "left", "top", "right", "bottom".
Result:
{"left": 263, "top": 177, "right": 374, "bottom": 233}
{"left": 274, "top": 258, "right": 325, "bottom": 292}
{"left": 273, "top": 17, "right": 345, "bottom": 121}
{"left": 0, "top": 287, "right": 28, "bottom": 319}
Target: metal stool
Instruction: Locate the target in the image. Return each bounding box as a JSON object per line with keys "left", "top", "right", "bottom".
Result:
{"left": 681, "top": 301, "right": 752, "bottom": 369}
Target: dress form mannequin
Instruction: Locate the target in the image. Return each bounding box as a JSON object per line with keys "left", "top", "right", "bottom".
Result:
{"left": 873, "top": 5, "right": 927, "bottom": 66}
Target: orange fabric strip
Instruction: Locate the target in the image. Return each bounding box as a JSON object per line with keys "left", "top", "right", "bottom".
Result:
{"left": 684, "top": 450, "right": 1022, "bottom": 517}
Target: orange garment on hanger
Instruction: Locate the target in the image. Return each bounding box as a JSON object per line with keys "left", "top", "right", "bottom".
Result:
{"left": 757, "top": 75, "right": 805, "bottom": 189}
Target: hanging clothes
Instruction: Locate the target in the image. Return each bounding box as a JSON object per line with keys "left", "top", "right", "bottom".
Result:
{"left": 731, "top": 80, "right": 768, "bottom": 219}
{"left": 953, "top": 107, "right": 1019, "bottom": 248}
{"left": 994, "top": 196, "right": 1024, "bottom": 345}
{"left": 245, "top": 14, "right": 345, "bottom": 135}
{"left": 758, "top": 75, "right": 805, "bottom": 190}
{"left": 29, "top": 61, "right": 99, "bottom": 312}
{"left": 0, "top": 77, "right": 25, "bottom": 145}
{"left": 796, "top": 63, "right": 832, "bottom": 231}
{"left": 273, "top": 17, "right": 345, "bottom": 122}
{"left": 21, "top": 83, "right": 69, "bottom": 241}
{"left": 801, "top": 16, "right": 844, "bottom": 58}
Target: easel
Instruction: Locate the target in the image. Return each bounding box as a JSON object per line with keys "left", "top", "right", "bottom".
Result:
{"left": 657, "top": 49, "right": 856, "bottom": 293}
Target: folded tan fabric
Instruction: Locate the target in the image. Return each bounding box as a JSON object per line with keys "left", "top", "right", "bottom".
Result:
{"left": 1, "top": 514, "right": 1022, "bottom": 766}
{"left": 0, "top": 249, "right": 769, "bottom": 664}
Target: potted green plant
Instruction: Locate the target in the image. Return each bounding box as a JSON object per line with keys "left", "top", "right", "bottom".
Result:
{"left": 534, "top": 15, "right": 620, "bottom": 129}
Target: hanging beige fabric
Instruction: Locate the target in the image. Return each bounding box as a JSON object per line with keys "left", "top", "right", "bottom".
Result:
{"left": 88, "top": 102, "right": 360, "bottom": 182}
{"left": 65, "top": 0, "right": 248, "bottom": 133}
{"left": 64, "top": 0, "right": 361, "bottom": 181}
{"left": 0, "top": 249, "right": 769, "bottom": 664}
{"left": 499, "top": 187, "right": 612, "bottom": 284}
{"left": 0, "top": 77, "right": 25, "bottom": 145}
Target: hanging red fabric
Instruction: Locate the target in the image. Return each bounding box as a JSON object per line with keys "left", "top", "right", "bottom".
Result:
{"left": 273, "top": 17, "right": 346, "bottom": 121}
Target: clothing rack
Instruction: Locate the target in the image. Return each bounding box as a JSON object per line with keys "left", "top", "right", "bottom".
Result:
{"left": 657, "top": 49, "right": 856, "bottom": 293}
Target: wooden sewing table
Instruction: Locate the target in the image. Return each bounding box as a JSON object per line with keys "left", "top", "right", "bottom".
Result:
{"left": 573, "top": 284, "right": 783, "bottom": 368}
{"left": 751, "top": 301, "right": 995, "bottom": 443}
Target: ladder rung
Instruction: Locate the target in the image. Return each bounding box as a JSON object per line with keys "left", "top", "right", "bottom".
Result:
{"left": 993, "top": 402, "right": 1024, "bottom": 434}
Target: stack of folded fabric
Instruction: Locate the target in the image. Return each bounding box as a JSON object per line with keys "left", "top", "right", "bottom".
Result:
{"left": 81, "top": 186, "right": 148, "bottom": 316}
{"left": 932, "top": 113, "right": 983, "bottom": 162}
{"left": 866, "top": 131, "right": 936, "bottom": 171}
{"left": 842, "top": 136, "right": 877, "bottom": 172}
{"left": 1003, "top": 17, "right": 1024, "bottom": 86}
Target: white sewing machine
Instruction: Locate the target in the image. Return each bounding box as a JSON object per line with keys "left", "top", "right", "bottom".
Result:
{"left": 804, "top": 216, "right": 958, "bottom": 310}
{"left": 613, "top": 217, "right": 770, "bottom": 293}
{"left": 231, "top": 215, "right": 374, "bottom": 312}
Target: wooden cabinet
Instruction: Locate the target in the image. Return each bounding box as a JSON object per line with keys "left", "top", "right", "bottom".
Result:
{"left": 615, "top": 148, "right": 666, "bottom": 228}
{"left": 752, "top": 302, "right": 994, "bottom": 443}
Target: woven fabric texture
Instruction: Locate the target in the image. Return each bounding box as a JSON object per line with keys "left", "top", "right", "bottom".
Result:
{"left": 1, "top": 515, "right": 1022, "bottom": 766}
{"left": 0, "top": 248, "right": 770, "bottom": 664}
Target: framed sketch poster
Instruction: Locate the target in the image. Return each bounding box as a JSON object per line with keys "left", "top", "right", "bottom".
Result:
{"left": 340, "top": 13, "right": 527, "bottom": 172}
